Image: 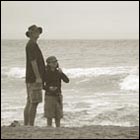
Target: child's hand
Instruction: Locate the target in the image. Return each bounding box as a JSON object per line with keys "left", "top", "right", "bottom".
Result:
{"left": 57, "top": 68, "right": 63, "bottom": 73}
{"left": 49, "top": 86, "right": 58, "bottom": 91}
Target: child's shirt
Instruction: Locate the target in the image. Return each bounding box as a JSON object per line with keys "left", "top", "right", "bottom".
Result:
{"left": 43, "top": 68, "right": 69, "bottom": 93}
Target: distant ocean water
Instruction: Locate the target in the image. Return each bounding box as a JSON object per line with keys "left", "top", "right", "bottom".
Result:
{"left": 1, "top": 39, "right": 139, "bottom": 127}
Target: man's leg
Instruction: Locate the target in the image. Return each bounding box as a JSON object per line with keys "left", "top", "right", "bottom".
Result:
{"left": 24, "top": 84, "right": 30, "bottom": 125}
{"left": 24, "top": 100, "right": 30, "bottom": 125}
{"left": 47, "top": 118, "right": 52, "bottom": 126}
{"left": 55, "top": 118, "right": 60, "bottom": 127}
{"left": 29, "top": 103, "right": 38, "bottom": 126}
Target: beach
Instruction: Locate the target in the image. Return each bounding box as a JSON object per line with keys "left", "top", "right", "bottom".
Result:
{"left": 1, "top": 125, "right": 139, "bottom": 139}
{"left": 1, "top": 40, "right": 139, "bottom": 139}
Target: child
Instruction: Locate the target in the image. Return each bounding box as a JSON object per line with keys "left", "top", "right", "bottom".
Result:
{"left": 43, "top": 56, "right": 69, "bottom": 127}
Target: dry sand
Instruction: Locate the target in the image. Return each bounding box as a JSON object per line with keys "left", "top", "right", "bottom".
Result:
{"left": 1, "top": 125, "right": 139, "bottom": 139}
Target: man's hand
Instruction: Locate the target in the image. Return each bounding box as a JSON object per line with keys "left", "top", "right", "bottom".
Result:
{"left": 57, "top": 68, "right": 63, "bottom": 73}
{"left": 36, "top": 77, "right": 42, "bottom": 83}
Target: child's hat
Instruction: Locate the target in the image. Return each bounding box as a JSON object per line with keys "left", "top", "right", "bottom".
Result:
{"left": 46, "top": 56, "right": 57, "bottom": 63}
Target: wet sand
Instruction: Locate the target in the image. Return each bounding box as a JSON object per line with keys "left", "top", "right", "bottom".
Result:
{"left": 1, "top": 125, "right": 139, "bottom": 139}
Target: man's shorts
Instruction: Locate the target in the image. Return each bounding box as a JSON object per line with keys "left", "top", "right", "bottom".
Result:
{"left": 26, "top": 83, "right": 42, "bottom": 103}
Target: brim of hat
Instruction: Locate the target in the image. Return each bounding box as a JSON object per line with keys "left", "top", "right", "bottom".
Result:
{"left": 38, "top": 27, "right": 43, "bottom": 34}
{"left": 25, "top": 27, "right": 43, "bottom": 38}
{"left": 46, "top": 57, "right": 58, "bottom": 63}
{"left": 25, "top": 31, "right": 30, "bottom": 37}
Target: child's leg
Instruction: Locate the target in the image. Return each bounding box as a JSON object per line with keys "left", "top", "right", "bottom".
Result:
{"left": 55, "top": 118, "right": 60, "bottom": 127}
{"left": 47, "top": 118, "right": 52, "bottom": 126}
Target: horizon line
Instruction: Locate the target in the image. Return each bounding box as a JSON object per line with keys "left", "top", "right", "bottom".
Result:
{"left": 1, "top": 38, "right": 139, "bottom": 41}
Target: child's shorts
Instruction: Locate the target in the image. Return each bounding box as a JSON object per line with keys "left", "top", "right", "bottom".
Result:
{"left": 44, "top": 93, "right": 63, "bottom": 118}
{"left": 26, "top": 83, "right": 42, "bottom": 104}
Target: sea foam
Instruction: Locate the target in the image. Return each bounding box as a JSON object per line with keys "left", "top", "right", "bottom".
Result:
{"left": 2, "top": 66, "right": 135, "bottom": 79}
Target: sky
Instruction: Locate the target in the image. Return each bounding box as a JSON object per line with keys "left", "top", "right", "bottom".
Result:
{"left": 1, "top": 1, "right": 139, "bottom": 39}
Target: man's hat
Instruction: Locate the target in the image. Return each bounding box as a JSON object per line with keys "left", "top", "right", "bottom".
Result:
{"left": 25, "top": 25, "right": 43, "bottom": 37}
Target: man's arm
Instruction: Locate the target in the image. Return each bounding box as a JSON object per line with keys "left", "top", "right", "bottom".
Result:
{"left": 31, "top": 60, "right": 42, "bottom": 83}
{"left": 26, "top": 42, "right": 42, "bottom": 83}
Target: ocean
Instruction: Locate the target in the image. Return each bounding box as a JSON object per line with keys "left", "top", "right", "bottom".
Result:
{"left": 1, "top": 39, "right": 139, "bottom": 127}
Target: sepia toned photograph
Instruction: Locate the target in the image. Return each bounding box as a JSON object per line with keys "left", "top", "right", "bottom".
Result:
{"left": 1, "top": 1, "right": 139, "bottom": 139}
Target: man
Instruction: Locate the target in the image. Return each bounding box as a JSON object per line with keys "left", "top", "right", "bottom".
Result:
{"left": 24, "top": 25, "right": 45, "bottom": 126}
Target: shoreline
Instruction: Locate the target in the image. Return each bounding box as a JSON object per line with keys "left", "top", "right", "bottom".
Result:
{"left": 1, "top": 125, "right": 139, "bottom": 139}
